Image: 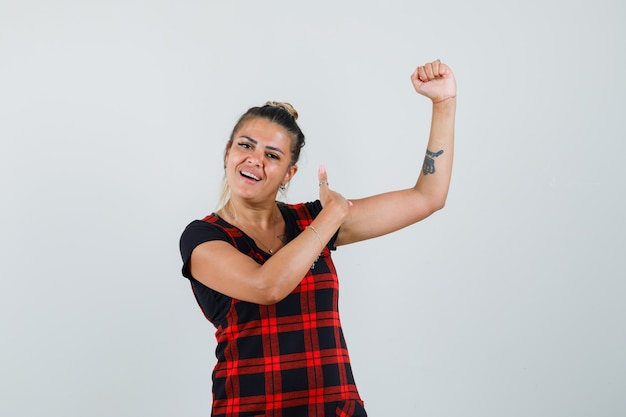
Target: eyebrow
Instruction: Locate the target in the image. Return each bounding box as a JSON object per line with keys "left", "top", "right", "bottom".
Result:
{"left": 240, "top": 135, "right": 285, "bottom": 155}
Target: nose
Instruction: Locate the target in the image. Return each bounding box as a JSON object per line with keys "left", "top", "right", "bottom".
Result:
{"left": 247, "top": 149, "right": 263, "bottom": 166}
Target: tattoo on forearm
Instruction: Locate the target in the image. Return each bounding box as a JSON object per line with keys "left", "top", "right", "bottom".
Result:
{"left": 423, "top": 149, "right": 444, "bottom": 175}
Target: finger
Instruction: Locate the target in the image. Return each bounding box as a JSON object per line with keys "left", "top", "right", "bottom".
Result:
{"left": 431, "top": 59, "right": 441, "bottom": 75}
{"left": 318, "top": 165, "right": 329, "bottom": 187}
{"left": 417, "top": 66, "right": 428, "bottom": 83}
{"left": 424, "top": 62, "right": 435, "bottom": 80}
{"left": 410, "top": 68, "right": 424, "bottom": 90}
{"left": 438, "top": 63, "right": 450, "bottom": 77}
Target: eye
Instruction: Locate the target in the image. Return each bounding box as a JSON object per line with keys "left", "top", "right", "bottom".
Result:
{"left": 238, "top": 142, "right": 252, "bottom": 149}
{"left": 266, "top": 153, "right": 280, "bottom": 160}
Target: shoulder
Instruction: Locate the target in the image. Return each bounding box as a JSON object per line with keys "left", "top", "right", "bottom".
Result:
{"left": 279, "top": 200, "right": 323, "bottom": 226}
{"left": 179, "top": 215, "right": 236, "bottom": 261}
{"left": 280, "top": 200, "right": 338, "bottom": 250}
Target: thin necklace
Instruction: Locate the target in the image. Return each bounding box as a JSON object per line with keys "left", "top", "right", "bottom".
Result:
{"left": 225, "top": 202, "right": 280, "bottom": 254}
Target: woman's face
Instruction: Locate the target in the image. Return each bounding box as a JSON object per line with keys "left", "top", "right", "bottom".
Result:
{"left": 225, "top": 117, "right": 298, "bottom": 202}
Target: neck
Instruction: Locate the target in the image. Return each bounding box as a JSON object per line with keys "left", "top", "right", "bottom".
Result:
{"left": 223, "top": 198, "right": 279, "bottom": 228}
{"left": 222, "top": 198, "right": 283, "bottom": 255}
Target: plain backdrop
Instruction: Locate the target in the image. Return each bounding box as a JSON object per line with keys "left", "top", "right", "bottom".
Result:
{"left": 1, "top": 1, "right": 625, "bottom": 416}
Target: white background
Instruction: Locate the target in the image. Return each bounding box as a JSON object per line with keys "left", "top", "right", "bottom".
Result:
{"left": 1, "top": 1, "right": 625, "bottom": 416}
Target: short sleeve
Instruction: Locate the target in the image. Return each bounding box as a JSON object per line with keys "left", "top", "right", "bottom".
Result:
{"left": 179, "top": 219, "right": 232, "bottom": 279}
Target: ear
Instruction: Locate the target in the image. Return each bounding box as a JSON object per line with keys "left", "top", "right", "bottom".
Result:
{"left": 282, "top": 164, "right": 298, "bottom": 185}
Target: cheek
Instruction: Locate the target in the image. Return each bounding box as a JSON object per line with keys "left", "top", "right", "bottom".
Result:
{"left": 224, "top": 143, "right": 235, "bottom": 165}
{"left": 224, "top": 148, "right": 238, "bottom": 167}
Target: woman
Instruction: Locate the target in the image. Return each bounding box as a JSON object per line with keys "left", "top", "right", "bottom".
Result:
{"left": 180, "top": 60, "right": 456, "bottom": 417}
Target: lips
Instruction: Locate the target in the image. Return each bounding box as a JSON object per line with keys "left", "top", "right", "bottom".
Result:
{"left": 240, "top": 170, "right": 261, "bottom": 181}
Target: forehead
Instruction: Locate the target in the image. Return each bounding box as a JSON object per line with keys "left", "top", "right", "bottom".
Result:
{"left": 235, "top": 118, "right": 293, "bottom": 146}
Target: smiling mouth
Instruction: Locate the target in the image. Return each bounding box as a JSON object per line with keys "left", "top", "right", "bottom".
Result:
{"left": 240, "top": 170, "right": 261, "bottom": 181}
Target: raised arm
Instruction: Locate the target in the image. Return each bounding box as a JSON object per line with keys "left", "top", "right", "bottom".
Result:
{"left": 335, "top": 60, "right": 457, "bottom": 246}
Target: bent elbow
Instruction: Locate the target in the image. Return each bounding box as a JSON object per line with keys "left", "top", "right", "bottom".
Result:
{"left": 414, "top": 189, "right": 448, "bottom": 218}
{"left": 250, "top": 270, "right": 293, "bottom": 305}
{"left": 255, "top": 283, "right": 289, "bottom": 305}
{"left": 426, "top": 197, "right": 446, "bottom": 215}
{"left": 258, "top": 291, "right": 287, "bottom": 306}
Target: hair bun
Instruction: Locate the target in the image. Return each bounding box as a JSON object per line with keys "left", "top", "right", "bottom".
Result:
{"left": 265, "top": 101, "right": 299, "bottom": 120}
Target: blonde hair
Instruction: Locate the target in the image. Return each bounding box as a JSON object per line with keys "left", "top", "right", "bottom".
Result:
{"left": 265, "top": 101, "right": 299, "bottom": 120}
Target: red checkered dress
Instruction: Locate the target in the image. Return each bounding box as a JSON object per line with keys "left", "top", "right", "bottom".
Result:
{"left": 180, "top": 201, "right": 367, "bottom": 417}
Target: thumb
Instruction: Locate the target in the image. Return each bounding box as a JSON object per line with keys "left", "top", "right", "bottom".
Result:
{"left": 318, "top": 165, "right": 329, "bottom": 187}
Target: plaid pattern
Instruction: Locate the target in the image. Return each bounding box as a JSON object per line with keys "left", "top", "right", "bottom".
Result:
{"left": 180, "top": 202, "right": 366, "bottom": 417}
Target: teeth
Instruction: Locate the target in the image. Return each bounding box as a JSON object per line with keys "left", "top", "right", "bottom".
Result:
{"left": 241, "top": 171, "right": 260, "bottom": 181}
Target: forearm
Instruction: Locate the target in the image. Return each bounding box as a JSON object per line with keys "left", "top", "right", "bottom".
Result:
{"left": 414, "top": 97, "right": 456, "bottom": 208}
{"left": 257, "top": 206, "right": 343, "bottom": 304}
